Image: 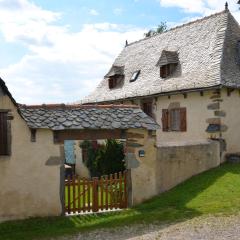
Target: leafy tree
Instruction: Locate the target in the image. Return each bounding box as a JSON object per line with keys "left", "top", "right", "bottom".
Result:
{"left": 144, "top": 22, "right": 167, "bottom": 37}
{"left": 80, "top": 139, "right": 125, "bottom": 177}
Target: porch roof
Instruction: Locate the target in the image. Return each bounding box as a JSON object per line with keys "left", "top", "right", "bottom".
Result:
{"left": 19, "top": 104, "right": 159, "bottom": 131}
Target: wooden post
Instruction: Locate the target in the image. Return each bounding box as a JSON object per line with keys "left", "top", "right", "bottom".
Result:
{"left": 72, "top": 175, "right": 76, "bottom": 213}
{"left": 78, "top": 177, "right": 81, "bottom": 213}
{"left": 105, "top": 175, "right": 109, "bottom": 210}
{"left": 67, "top": 176, "right": 71, "bottom": 214}
{"left": 87, "top": 179, "right": 91, "bottom": 212}
{"left": 83, "top": 178, "right": 86, "bottom": 212}
{"left": 110, "top": 174, "right": 113, "bottom": 210}
{"left": 114, "top": 173, "right": 118, "bottom": 208}
{"left": 92, "top": 177, "right": 99, "bottom": 212}
{"left": 124, "top": 170, "right": 128, "bottom": 208}
{"left": 100, "top": 176, "right": 104, "bottom": 210}
{"left": 119, "top": 172, "right": 123, "bottom": 208}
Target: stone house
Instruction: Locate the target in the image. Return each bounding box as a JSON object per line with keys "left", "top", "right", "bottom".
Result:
{"left": 85, "top": 8, "right": 240, "bottom": 161}
{"left": 0, "top": 77, "right": 162, "bottom": 221}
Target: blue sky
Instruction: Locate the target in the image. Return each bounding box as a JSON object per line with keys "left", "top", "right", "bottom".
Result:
{"left": 0, "top": 0, "right": 239, "bottom": 104}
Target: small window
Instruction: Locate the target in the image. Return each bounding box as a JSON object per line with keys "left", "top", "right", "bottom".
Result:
{"left": 160, "top": 64, "right": 170, "bottom": 78}
{"left": 162, "top": 108, "right": 186, "bottom": 132}
{"left": 31, "top": 129, "right": 36, "bottom": 142}
{"left": 130, "top": 70, "right": 140, "bottom": 82}
{"left": 142, "top": 101, "right": 153, "bottom": 117}
{"left": 109, "top": 78, "right": 118, "bottom": 89}
{"left": 108, "top": 75, "right": 124, "bottom": 89}
{"left": 160, "top": 63, "right": 177, "bottom": 78}
{"left": 0, "top": 112, "right": 10, "bottom": 155}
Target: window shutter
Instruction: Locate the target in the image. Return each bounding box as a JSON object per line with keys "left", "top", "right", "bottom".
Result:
{"left": 160, "top": 66, "right": 164, "bottom": 78}
{"left": 162, "top": 109, "right": 169, "bottom": 131}
{"left": 109, "top": 78, "right": 113, "bottom": 89}
{"left": 180, "top": 108, "right": 187, "bottom": 132}
{"left": 0, "top": 112, "right": 8, "bottom": 155}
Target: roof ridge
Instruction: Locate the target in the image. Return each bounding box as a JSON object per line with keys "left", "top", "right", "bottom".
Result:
{"left": 19, "top": 103, "right": 140, "bottom": 109}
{"left": 127, "top": 10, "right": 229, "bottom": 47}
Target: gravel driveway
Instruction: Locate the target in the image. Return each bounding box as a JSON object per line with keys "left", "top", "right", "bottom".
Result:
{"left": 56, "top": 214, "right": 240, "bottom": 240}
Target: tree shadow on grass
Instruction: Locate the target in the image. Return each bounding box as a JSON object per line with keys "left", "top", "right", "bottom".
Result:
{"left": 1, "top": 163, "right": 240, "bottom": 240}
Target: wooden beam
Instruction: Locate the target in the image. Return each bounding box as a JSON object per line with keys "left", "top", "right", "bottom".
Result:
{"left": 53, "top": 129, "right": 124, "bottom": 143}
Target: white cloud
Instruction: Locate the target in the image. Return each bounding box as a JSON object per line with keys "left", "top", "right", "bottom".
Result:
{"left": 160, "top": 0, "right": 239, "bottom": 15}
{"left": 0, "top": 0, "right": 145, "bottom": 104}
{"left": 89, "top": 9, "right": 99, "bottom": 16}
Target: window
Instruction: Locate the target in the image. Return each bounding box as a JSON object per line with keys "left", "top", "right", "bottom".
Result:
{"left": 31, "top": 129, "right": 36, "bottom": 142}
{"left": 130, "top": 70, "right": 140, "bottom": 82}
{"left": 0, "top": 112, "right": 10, "bottom": 155}
{"left": 160, "top": 64, "right": 170, "bottom": 78}
{"left": 108, "top": 75, "right": 124, "bottom": 89}
{"left": 142, "top": 102, "right": 153, "bottom": 117}
{"left": 109, "top": 78, "right": 118, "bottom": 89}
{"left": 162, "top": 108, "right": 186, "bottom": 132}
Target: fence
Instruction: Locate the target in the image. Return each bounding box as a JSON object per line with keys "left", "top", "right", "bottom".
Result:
{"left": 65, "top": 171, "right": 127, "bottom": 214}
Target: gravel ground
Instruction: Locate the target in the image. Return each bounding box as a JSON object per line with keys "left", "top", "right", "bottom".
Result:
{"left": 57, "top": 214, "right": 240, "bottom": 240}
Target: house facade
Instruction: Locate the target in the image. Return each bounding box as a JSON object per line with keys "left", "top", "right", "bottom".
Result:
{"left": 85, "top": 8, "right": 240, "bottom": 160}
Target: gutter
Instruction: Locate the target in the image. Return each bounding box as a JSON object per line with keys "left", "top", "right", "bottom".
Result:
{"left": 84, "top": 84, "right": 223, "bottom": 104}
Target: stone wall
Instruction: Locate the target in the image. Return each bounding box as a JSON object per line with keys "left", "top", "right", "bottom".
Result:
{"left": 156, "top": 140, "right": 220, "bottom": 193}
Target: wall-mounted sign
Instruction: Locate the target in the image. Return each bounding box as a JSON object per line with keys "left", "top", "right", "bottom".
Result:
{"left": 138, "top": 150, "right": 145, "bottom": 157}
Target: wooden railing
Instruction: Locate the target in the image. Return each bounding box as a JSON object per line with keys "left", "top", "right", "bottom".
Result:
{"left": 65, "top": 171, "right": 127, "bottom": 214}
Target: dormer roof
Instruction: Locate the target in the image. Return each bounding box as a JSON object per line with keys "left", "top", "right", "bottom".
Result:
{"left": 156, "top": 50, "right": 179, "bottom": 67}
{"left": 105, "top": 66, "right": 124, "bottom": 78}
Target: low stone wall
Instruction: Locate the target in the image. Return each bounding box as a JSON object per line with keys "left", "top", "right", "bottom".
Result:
{"left": 156, "top": 140, "right": 220, "bottom": 193}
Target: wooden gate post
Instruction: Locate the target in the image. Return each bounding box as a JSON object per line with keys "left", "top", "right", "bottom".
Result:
{"left": 92, "top": 177, "right": 99, "bottom": 212}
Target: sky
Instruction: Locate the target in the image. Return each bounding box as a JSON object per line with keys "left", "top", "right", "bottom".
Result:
{"left": 0, "top": 0, "right": 240, "bottom": 104}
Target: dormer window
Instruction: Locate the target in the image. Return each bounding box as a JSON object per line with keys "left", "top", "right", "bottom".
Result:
{"left": 109, "top": 77, "right": 118, "bottom": 89}
{"left": 156, "top": 50, "right": 179, "bottom": 79}
{"left": 105, "top": 65, "right": 125, "bottom": 90}
{"left": 160, "top": 64, "right": 177, "bottom": 78}
{"left": 130, "top": 70, "right": 140, "bottom": 82}
{"left": 160, "top": 64, "right": 170, "bottom": 78}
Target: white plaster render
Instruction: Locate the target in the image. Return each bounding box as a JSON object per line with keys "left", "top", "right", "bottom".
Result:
{"left": 0, "top": 95, "right": 62, "bottom": 221}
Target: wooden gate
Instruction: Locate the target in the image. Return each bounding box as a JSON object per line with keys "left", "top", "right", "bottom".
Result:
{"left": 65, "top": 171, "right": 127, "bottom": 214}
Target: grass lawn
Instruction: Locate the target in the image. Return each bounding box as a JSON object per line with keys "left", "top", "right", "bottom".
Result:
{"left": 1, "top": 163, "right": 240, "bottom": 240}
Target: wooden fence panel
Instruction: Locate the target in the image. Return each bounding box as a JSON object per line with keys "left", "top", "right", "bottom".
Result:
{"left": 64, "top": 171, "right": 127, "bottom": 214}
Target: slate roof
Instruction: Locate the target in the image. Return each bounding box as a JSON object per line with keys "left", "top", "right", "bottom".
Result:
{"left": 19, "top": 104, "right": 159, "bottom": 130}
{"left": 84, "top": 9, "right": 240, "bottom": 103}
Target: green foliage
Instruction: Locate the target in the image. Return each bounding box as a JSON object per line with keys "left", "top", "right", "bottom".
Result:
{"left": 80, "top": 139, "right": 125, "bottom": 177}
{"left": 144, "top": 22, "right": 167, "bottom": 37}
{"left": 96, "top": 139, "right": 125, "bottom": 176}
{"left": 2, "top": 163, "right": 240, "bottom": 240}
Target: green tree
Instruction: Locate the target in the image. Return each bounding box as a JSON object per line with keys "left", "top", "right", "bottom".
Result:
{"left": 144, "top": 22, "right": 167, "bottom": 37}
{"left": 80, "top": 139, "right": 125, "bottom": 177}
{"left": 96, "top": 139, "right": 125, "bottom": 176}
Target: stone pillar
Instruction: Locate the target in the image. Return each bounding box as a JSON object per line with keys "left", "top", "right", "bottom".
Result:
{"left": 125, "top": 128, "right": 157, "bottom": 205}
